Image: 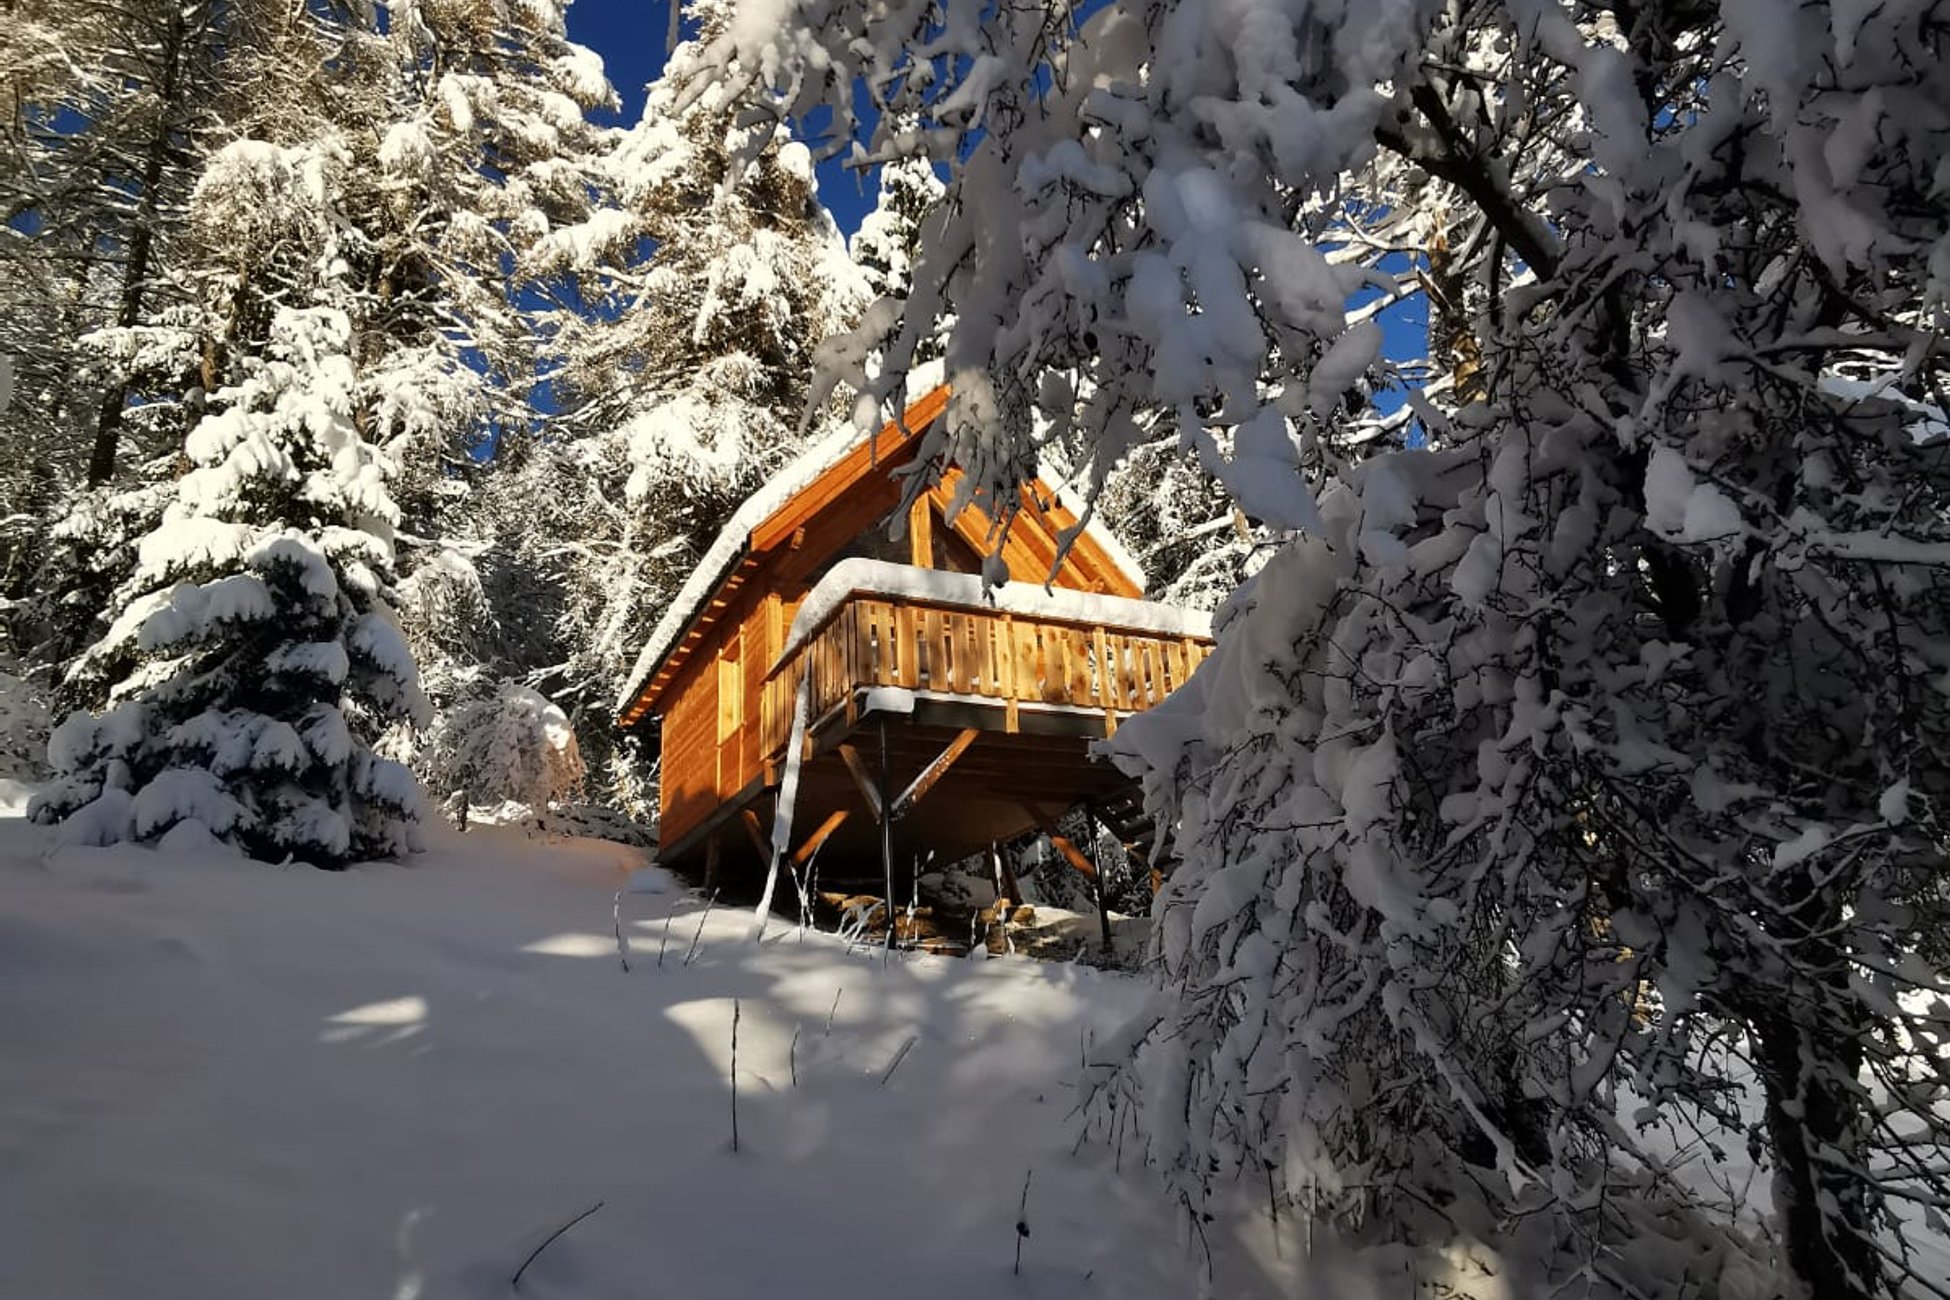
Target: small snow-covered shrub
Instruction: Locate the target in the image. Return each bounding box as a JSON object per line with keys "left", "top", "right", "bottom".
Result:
{"left": 421, "top": 678, "right": 583, "bottom": 821}
{"left": 535, "top": 801, "right": 656, "bottom": 849}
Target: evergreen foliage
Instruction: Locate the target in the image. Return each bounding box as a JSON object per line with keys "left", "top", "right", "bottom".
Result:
{"left": 33, "top": 301, "right": 426, "bottom": 864}
{"left": 693, "top": 1, "right": 1950, "bottom": 1294}
{"left": 420, "top": 676, "right": 585, "bottom": 821}
{"left": 486, "top": 6, "right": 866, "bottom": 809}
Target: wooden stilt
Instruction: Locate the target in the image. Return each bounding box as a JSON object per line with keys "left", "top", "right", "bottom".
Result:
{"left": 1082, "top": 799, "right": 1113, "bottom": 953}
{"left": 703, "top": 834, "right": 721, "bottom": 896}
{"left": 739, "top": 808, "right": 769, "bottom": 860}
{"left": 877, "top": 719, "right": 896, "bottom": 953}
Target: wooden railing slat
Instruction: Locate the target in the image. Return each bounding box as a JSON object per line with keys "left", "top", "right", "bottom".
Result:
{"left": 897, "top": 603, "right": 920, "bottom": 685}
{"left": 1066, "top": 628, "right": 1091, "bottom": 703}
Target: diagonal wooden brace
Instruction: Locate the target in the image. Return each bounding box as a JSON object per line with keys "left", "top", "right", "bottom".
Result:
{"left": 890, "top": 729, "right": 980, "bottom": 821}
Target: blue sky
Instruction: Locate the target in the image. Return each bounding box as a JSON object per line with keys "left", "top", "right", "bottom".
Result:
{"left": 563, "top": 0, "right": 1427, "bottom": 420}
{"left": 567, "top": 0, "right": 885, "bottom": 232}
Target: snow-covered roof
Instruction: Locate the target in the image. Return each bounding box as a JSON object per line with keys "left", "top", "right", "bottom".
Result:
{"left": 615, "top": 415, "right": 870, "bottom": 717}
{"left": 614, "top": 378, "right": 1162, "bottom": 722}
{"left": 772, "top": 558, "right": 1212, "bottom": 676}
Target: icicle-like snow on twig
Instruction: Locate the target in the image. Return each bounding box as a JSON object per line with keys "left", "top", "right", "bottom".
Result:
{"left": 750, "top": 668, "right": 812, "bottom": 940}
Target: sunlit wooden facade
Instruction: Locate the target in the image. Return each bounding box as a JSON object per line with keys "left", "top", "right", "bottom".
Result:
{"left": 615, "top": 385, "right": 1212, "bottom": 883}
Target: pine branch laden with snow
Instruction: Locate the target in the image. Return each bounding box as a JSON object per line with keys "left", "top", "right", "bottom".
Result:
{"left": 34, "top": 304, "right": 430, "bottom": 867}
{"left": 695, "top": 1, "right": 1950, "bottom": 1295}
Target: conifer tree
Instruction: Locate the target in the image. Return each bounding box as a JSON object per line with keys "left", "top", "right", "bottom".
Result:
{"left": 697, "top": 2, "right": 1950, "bottom": 1294}
{"left": 850, "top": 152, "right": 945, "bottom": 308}
{"left": 31, "top": 145, "right": 428, "bottom": 863}
{"left": 0, "top": 0, "right": 270, "bottom": 654}
{"left": 491, "top": 5, "right": 866, "bottom": 806}
{"left": 29, "top": 0, "right": 616, "bottom": 862}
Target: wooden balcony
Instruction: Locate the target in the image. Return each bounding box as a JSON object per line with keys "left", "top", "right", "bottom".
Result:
{"left": 760, "top": 590, "right": 1212, "bottom": 765}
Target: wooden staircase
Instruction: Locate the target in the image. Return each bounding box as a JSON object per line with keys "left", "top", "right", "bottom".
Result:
{"left": 1089, "top": 783, "right": 1173, "bottom": 876}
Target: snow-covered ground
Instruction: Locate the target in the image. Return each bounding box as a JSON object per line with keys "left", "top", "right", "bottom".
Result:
{"left": 0, "top": 812, "right": 1282, "bottom": 1300}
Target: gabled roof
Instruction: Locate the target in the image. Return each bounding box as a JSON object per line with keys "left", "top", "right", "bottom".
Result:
{"left": 614, "top": 383, "right": 1146, "bottom": 729}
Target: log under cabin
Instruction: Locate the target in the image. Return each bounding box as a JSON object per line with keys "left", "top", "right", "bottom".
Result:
{"left": 613, "top": 384, "right": 1214, "bottom": 892}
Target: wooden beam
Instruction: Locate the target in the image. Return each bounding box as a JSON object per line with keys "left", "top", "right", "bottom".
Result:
{"left": 836, "top": 743, "right": 884, "bottom": 821}
{"left": 907, "top": 494, "right": 934, "bottom": 568}
{"left": 890, "top": 728, "right": 979, "bottom": 820}
{"left": 749, "top": 386, "right": 948, "bottom": 552}
{"left": 739, "top": 807, "right": 769, "bottom": 860}
{"left": 791, "top": 809, "right": 851, "bottom": 866}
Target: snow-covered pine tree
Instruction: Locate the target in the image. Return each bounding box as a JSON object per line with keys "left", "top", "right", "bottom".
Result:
{"left": 350, "top": 0, "right": 618, "bottom": 766}
{"left": 1093, "top": 429, "right": 1259, "bottom": 611}
{"left": 492, "top": 1, "right": 866, "bottom": 806}
{"left": 366, "top": 0, "right": 615, "bottom": 512}
{"left": 32, "top": 133, "right": 430, "bottom": 866}
{"left": 35, "top": 299, "right": 427, "bottom": 862}
{"left": 694, "top": 2, "right": 1950, "bottom": 1295}
{"left": 848, "top": 146, "right": 947, "bottom": 362}
{"left": 0, "top": 0, "right": 278, "bottom": 668}
{"left": 17, "top": 0, "right": 615, "bottom": 803}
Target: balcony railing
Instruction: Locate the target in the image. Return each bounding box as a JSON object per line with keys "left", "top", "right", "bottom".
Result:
{"left": 760, "top": 591, "right": 1212, "bottom": 762}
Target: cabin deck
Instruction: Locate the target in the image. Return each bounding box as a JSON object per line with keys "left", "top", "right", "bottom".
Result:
{"left": 655, "top": 588, "right": 1212, "bottom": 877}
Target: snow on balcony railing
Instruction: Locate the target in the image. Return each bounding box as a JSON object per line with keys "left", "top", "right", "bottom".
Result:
{"left": 760, "top": 559, "right": 1213, "bottom": 760}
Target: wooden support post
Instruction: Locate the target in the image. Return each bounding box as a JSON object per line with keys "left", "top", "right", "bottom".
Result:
{"left": 1082, "top": 799, "right": 1113, "bottom": 954}
{"left": 877, "top": 719, "right": 896, "bottom": 954}
{"left": 890, "top": 728, "right": 979, "bottom": 820}
{"left": 739, "top": 808, "right": 769, "bottom": 860}
{"left": 703, "top": 834, "right": 721, "bottom": 897}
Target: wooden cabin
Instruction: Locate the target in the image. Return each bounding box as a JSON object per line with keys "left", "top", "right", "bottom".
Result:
{"left": 613, "top": 384, "right": 1213, "bottom": 894}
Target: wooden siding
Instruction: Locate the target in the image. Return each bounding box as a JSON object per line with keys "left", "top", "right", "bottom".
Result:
{"left": 657, "top": 648, "right": 719, "bottom": 843}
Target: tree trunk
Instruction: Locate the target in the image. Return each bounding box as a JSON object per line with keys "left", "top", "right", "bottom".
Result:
{"left": 1749, "top": 1004, "right": 1878, "bottom": 1299}
{"left": 1740, "top": 869, "right": 1880, "bottom": 1300}
{"left": 87, "top": 8, "right": 190, "bottom": 486}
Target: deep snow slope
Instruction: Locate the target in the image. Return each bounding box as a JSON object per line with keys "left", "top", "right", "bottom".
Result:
{"left": 0, "top": 817, "right": 1271, "bottom": 1300}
